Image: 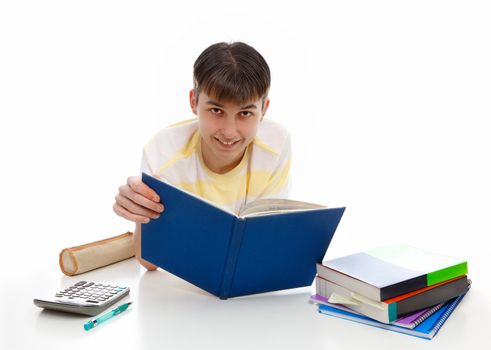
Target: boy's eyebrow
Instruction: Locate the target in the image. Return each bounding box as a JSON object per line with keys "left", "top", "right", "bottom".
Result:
{"left": 240, "top": 104, "right": 257, "bottom": 110}
{"left": 206, "top": 100, "right": 257, "bottom": 110}
{"left": 206, "top": 100, "right": 225, "bottom": 108}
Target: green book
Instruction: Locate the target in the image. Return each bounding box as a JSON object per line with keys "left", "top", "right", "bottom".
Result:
{"left": 317, "top": 244, "right": 468, "bottom": 301}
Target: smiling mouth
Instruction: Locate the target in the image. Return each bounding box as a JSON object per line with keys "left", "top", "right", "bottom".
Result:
{"left": 215, "top": 137, "right": 241, "bottom": 146}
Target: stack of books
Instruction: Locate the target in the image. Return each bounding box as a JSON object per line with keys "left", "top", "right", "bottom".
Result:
{"left": 311, "top": 244, "right": 470, "bottom": 339}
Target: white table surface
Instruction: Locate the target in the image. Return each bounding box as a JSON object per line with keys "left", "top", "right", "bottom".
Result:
{"left": 2, "top": 256, "right": 488, "bottom": 350}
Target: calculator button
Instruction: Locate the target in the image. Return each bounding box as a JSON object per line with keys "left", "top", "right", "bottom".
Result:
{"left": 86, "top": 300, "right": 99, "bottom": 303}
{"left": 74, "top": 281, "right": 87, "bottom": 286}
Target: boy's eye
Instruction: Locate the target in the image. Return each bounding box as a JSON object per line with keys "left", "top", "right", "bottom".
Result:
{"left": 240, "top": 111, "right": 253, "bottom": 117}
{"left": 210, "top": 108, "right": 222, "bottom": 114}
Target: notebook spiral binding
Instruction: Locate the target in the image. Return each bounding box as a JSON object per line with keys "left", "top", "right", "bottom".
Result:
{"left": 431, "top": 290, "right": 468, "bottom": 337}
{"left": 412, "top": 303, "right": 444, "bottom": 327}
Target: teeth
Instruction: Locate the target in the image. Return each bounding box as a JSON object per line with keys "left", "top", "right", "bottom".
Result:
{"left": 217, "top": 138, "right": 239, "bottom": 145}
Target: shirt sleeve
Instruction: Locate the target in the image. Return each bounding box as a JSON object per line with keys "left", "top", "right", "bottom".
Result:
{"left": 257, "top": 132, "right": 292, "bottom": 199}
{"left": 140, "top": 149, "right": 153, "bottom": 175}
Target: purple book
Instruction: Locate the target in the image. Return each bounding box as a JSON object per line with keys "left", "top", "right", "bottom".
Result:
{"left": 392, "top": 303, "right": 444, "bottom": 328}
{"left": 310, "top": 294, "right": 443, "bottom": 328}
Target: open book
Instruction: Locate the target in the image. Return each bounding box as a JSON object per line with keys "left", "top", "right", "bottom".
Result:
{"left": 141, "top": 172, "right": 345, "bottom": 299}
{"left": 239, "top": 198, "right": 325, "bottom": 217}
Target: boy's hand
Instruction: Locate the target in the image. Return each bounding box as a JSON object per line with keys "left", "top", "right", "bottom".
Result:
{"left": 113, "top": 176, "right": 164, "bottom": 223}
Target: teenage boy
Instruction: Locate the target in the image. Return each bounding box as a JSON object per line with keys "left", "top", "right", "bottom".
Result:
{"left": 113, "top": 42, "right": 292, "bottom": 270}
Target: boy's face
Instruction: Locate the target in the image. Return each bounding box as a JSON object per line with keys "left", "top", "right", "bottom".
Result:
{"left": 190, "top": 89, "right": 269, "bottom": 174}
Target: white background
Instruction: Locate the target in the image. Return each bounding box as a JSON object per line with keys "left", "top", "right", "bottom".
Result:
{"left": 1, "top": 1, "right": 490, "bottom": 349}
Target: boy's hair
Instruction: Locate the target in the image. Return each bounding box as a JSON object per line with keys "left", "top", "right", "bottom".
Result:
{"left": 193, "top": 42, "right": 271, "bottom": 108}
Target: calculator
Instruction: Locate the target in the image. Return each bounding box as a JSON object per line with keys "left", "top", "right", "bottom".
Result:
{"left": 33, "top": 280, "right": 130, "bottom": 316}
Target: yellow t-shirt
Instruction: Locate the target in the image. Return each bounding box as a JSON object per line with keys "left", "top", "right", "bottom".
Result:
{"left": 141, "top": 118, "right": 291, "bottom": 214}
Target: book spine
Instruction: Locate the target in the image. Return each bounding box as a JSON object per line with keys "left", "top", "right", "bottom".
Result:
{"left": 316, "top": 276, "right": 392, "bottom": 323}
{"left": 218, "top": 217, "right": 247, "bottom": 299}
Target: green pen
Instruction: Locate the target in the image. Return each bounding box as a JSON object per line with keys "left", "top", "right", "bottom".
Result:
{"left": 84, "top": 302, "right": 132, "bottom": 331}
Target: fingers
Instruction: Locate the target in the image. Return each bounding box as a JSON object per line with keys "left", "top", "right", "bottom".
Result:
{"left": 113, "top": 176, "right": 165, "bottom": 224}
{"left": 119, "top": 184, "right": 164, "bottom": 214}
{"left": 113, "top": 203, "right": 152, "bottom": 224}
{"left": 115, "top": 194, "right": 161, "bottom": 219}
{"left": 128, "top": 176, "right": 160, "bottom": 202}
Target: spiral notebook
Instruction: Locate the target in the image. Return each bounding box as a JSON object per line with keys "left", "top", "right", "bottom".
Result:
{"left": 393, "top": 303, "right": 444, "bottom": 329}
{"left": 317, "top": 293, "right": 467, "bottom": 340}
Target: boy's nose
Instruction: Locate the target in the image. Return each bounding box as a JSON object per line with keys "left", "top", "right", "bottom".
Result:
{"left": 221, "top": 117, "right": 238, "bottom": 138}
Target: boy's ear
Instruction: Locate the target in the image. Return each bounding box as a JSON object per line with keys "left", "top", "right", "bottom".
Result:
{"left": 189, "top": 89, "right": 198, "bottom": 115}
{"left": 260, "top": 98, "right": 270, "bottom": 121}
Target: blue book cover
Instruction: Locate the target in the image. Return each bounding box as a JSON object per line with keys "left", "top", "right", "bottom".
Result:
{"left": 140, "top": 172, "right": 346, "bottom": 299}
{"left": 318, "top": 293, "right": 467, "bottom": 340}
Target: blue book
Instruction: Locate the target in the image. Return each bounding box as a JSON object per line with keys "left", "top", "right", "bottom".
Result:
{"left": 318, "top": 293, "right": 467, "bottom": 340}
{"left": 141, "top": 172, "right": 345, "bottom": 299}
